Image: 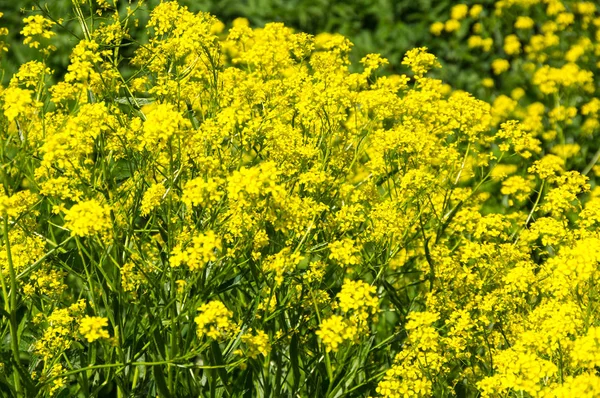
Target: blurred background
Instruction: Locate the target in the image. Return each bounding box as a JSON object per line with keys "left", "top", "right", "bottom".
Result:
{"left": 0, "top": 0, "right": 493, "bottom": 92}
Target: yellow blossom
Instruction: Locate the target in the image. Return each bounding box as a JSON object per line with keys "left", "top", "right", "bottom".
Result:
{"left": 79, "top": 316, "right": 110, "bottom": 342}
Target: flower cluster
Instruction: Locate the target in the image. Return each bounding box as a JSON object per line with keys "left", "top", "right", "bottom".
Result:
{"left": 64, "top": 200, "right": 112, "bottom": 237}
{"left": 0, "top": 1, "right": 599, "bottom": 397}
{"left": 78, "top": 316, "right": 110, "bottom": 342}
{"left": 195, "top": 301, "right": 238, "bottom": 340}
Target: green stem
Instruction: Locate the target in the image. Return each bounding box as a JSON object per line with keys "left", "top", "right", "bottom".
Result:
{"left": 513, "top": 179, "right": 545, "bottom": 244}
{"left": 45, "top": 357, "right": 245, "bottom": 385}
{"left": 75, "top": 237, "right": 99, "bottom": 312}
{"left": 0, "top": 240, "right": 9, "bottom": 313}
{"left": 310, "top": 289, "right": 333, "bottom": 392}
{"left": 3, "top": 215, "right": 23, "bottom": 397}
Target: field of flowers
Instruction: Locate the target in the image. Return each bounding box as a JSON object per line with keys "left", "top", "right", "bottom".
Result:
{"left": 0, "top": 0, "right": 599, "bottom": 397}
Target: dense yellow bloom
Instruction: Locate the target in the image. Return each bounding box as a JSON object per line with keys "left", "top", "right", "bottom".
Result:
{"left": 0, "top": 190, "right": 38, "bottom": 219}
{"left": 514, "top": 16, "right": 535, "bottom": 29}
{"left": 491, "top": 58, "right": 510, "bottom": 74}
{"left": 195, "top": 301, "right": 237, "bottom": 340}
{"left": 468, "top": 35, "right": 483, "bottom": 48}
{"left": 532, "top": 63, "right": 594, "bottom": 94}
{"left": 550, "top": 143, "right": 580, "bottom": 159}
{"left": 501, "top": 175, "right": 535, "bottom": 201}
{"left": 337, "top": 279, "right": 378, "bottom": 323}
{"left": 1, "top": 229, "right": 45, "bottom": 276}
{"left": 2, "top": 87, "right": 37, "bottom": 121}
{"left": 503, "top": 34, "right": 521, "bottom": 55}
{"left": 572, "top": 327, "right": 600, "bottom": 369}
{"left": 226, "top": 162, "right": 282, "bottom": 204}
{"left": 528, "top": 154, "right": 564, "bottom": 179}
{"left": 402, "top": 47, "right": 441, "bottom": 78}
{"left": 430, "top": 22, "right": 444, "bottom": 35}
{"left": 181, "top": 176, "right": 225, "bottom": 209}
{"left": 524, "top": 217, "right": 567, "bottom": 246}
{"left": 445, "top": 19, "right": 461, "bottom": 32}
{"left": 25, "top": 266, "right": 68, "bottom": 298}
{"left": 241, "top": 329, "right": 271, "bottom": 358}
{"left": 262, "top": 248, "right": 303, "bottom": 285}
{"left": 540, "top": 171, "right": 588, "bottom": 216}
{"left": 7, "top": 1, "right": 600, "bottom": 395}
{"left": 496, "top": 120, "right": 541, "bottom": 158}
{"left": 34, "top": 301, "right": 86, "bottom": 360}
{"left": 12, "top": 60, "right": 52, "bottom": 88}
{"left": 551, "top": 373, "right": 600, "bottom": 397}
{"left": 141, "top": 104, "right": 191, "bottom": 149}
{"left": 377, "top": 311, "right": 444, "bottom": 397}
{"left": 470, "top": 5, "right": 484, "bottom": 18}
{"left": 478, "top": 347, "right": 557, "bottom": 397}
{"left": 316, "top": 315, "right": 356, "bottom": 352}
{"left": 329, "top": 238, "right": 360, "bottom": 266}
{"left": 170, "top": 230, "right": 221, "bottom": 271}
{"left": 450, "top": 4, "right": 469, "bottom": 20}
{"left": 21, "top": 15, "right": 56, "bottom": 49}
{"left": 579, "top": 196, "right": 600, "bottom": 230}
{"left": 140, "top": 183, "right": 166, "bottom": 216}
{"left": 78, "top": 316, "right": 109, "bottom": 342}
{"left": 64, "top": 200, "right": 112, "bottom": 237}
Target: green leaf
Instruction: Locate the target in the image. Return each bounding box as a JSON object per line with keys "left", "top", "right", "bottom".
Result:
{"left": 290, "top": 334, "right": 301, "bottom": 394}
{"left": 210, "top": 341, "right": 232, "bottom": 396}
{"left": 153, "top": 365, "right": 172, "bottom": 398}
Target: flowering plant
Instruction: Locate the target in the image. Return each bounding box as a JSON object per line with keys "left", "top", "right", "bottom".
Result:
{"left": 0, "top": 1, "right": 599, "bottom": 397}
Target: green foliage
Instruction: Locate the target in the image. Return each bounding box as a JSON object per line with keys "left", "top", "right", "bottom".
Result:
{"left": 1, "top": 0, "right": 455, "bottom": 81}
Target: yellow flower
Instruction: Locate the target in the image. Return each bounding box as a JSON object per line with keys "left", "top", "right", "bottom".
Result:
{"left": 329, "top": 238, "right": 360, "bottom": 266}
{"left": 64, "top": 200, "right": 112, "bottom": 237}
{"left": 491, "top": 58, "right": 510, "bottom": 75}
{"left": 262, "top": 248, "right": 303, "bottom": 285}
{"left": 241, "top": 329, "right": 271, "bottom": 358}
{"left": 316, "top": 315, "right": 356, "bottom": 352}
{"left": 337, "top": 279, "right": 379, "bottom": 324}
{"left": 44, "top": 363, "right": 66, "bottom": 396}
{"left": 482, "top": 77, "right": 494, "bottom": 88}
{"left": 140, "top": 183, "right": 166, "bottom": 216}
{"left": 468, "top": 35, "right": 483, "bottom": 48}
{"left": 444, "top": 19, "right": 461, "bottom": 32}
{"left": 0, "top": 190, "right": 38, "bottom": 219}
{"left": 170, "top": 230, "right": 222, "bottom": 271}
{"left": 402, "top": 47, "right": 441, "bottom": 78}
{"left": 503, "top": 34, "right": 521, "bottom": 55}
{"left": 514, "top": 16, "right": 535, "bottom": 29}
{"left": 2, "top": 87, "right": 36, "bottom": 121}
{"left": 195, "top": 301, "right": 237, "bottom": 340}
{"left": 450, "top": 4, "right": 469, "bottom": 20}
{"left": 501, "top": 176, "right": 535, "bottom": 202}
{"left": 469, "top": 4, "right": 484, "bottom": 18}
{"left": 511, "top": 87, "right": 525, "bottom": 100}
{"left": 528, "top": 154, "right": 565, "bottom": 179}
{"left": 141, "top": 104, "right": 191, "bottom": 149}
{"left": 430, "top": 22, "right": 445, "bottom": 36}
{"left": 21, "top": 15, "right": 56, "bottom": 49}
{"left": 79, "top": 316, "right": 110, "bottom": 342}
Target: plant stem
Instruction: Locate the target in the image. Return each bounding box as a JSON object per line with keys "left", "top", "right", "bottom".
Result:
{"left": 3, "top": 215, "right": 22, "bottom": 397}
{"left": 513, "top": 179, "right": 545, "bottom": 244}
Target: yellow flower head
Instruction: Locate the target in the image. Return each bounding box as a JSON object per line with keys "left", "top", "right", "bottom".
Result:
{"left": 79, "top": 316, "right": 109, "bottom": 342}
{"left": 195, "top": 300, "right": 238, "bottom": 340}
{"left": 64, "top": 200, "right": 112, "bottom": 237}
{"left": 402, "top": 47, "right": 441, "bottom": 78}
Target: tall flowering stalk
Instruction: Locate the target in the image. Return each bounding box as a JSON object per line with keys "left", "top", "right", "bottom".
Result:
{"left": 0, "top": 1, "right": 599, "bottom": 397}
